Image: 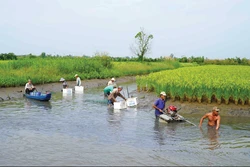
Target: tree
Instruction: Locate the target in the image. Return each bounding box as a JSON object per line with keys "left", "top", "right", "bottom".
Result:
{"left": 131, "top": 28, "right": 153, "bottom": 61}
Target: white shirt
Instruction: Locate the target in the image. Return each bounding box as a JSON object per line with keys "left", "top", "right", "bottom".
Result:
{"left": 108, "top": 80, "right": 116, "bottom": 87}
{"left": 76, "top": 77, "right": 81, "bottom": 86}
{"left": 25, "top": 82, "right": 34, "bottom": 89}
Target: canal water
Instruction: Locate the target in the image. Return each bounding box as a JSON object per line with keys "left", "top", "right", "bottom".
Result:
{"left": 0, "top": 83, "right": 249, "bottom": 166}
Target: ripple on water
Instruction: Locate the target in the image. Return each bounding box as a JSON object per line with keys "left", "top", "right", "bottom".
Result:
{"left": 0, "top": 85, "right": 250, "bottom": 166}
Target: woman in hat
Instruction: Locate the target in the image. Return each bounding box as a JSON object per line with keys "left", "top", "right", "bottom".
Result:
{"left": 107, "top": 77, "right": 117, "bottom": 87}
{"left": 74, "top": 74, "right": 81, "bottom": 86}
{"left": 59, "top": 78, "right": 68, "bottom": 89}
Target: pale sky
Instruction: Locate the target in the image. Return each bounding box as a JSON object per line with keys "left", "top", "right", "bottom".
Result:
{"left": 0, "top": 0, "right": 249, "bottom": 59}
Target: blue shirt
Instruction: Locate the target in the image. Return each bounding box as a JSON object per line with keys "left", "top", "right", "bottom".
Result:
{"left": 154, "top": 98, "right": 166, "bottom": 116}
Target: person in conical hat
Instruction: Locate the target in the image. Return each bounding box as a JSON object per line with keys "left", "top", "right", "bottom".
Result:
{"left": 107, "top": 77, "right": 117, "bottom": 87}
{"left": 59, "top": 78, "right": 67, "bottom": 89}
{"left": 74, "top": 74, "right": 81, "bottom": 86}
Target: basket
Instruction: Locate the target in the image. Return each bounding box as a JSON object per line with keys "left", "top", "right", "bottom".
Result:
{"left": 126, "top": 97, "right": 138, "bottom": 107}
{"left": 75, "top": 86, "right": 84, "bottom": 93}
{"left": 114, "top": 101, "right": 127, "bottom": 109}
{"left": 63, "top": 88, "right": 73, "bottom": 94}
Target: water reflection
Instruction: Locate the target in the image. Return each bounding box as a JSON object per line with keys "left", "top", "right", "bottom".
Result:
{"left": 153, "top": 119, "right": 166, "bottom": 145}
{"left": 24, "top": 98, "right": 52, "bottom": 110}
{"left": 107, "top": 108, "right": 122, "bottom": 125}
{"left": 200, "top": 126, "right": 220, "bottom": 150}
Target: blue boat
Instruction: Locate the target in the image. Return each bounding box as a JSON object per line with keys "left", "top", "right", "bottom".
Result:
{"left": 24, "top": 92, "right": 52, "bottom": 101}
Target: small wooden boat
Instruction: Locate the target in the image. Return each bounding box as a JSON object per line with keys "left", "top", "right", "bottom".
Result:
{"left": 24, "top": 92, "right": 51, "bottom": 101}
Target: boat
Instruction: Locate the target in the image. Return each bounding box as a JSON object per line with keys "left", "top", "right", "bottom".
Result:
{"left": 24, "top": 91, "right": 52, "bottom": 101}
{"left": 159, "top": 113, "right": 185, "bottom": 123}
{"left": 159, "top": 105, "right": 185, "bottom": 123}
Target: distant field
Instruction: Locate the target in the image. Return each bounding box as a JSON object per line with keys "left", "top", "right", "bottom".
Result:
{"left": 0, "top": 57, "right": 180, "bottom": 87}
{"left": 136, "top": 65, "right": 250, "bottom": 105}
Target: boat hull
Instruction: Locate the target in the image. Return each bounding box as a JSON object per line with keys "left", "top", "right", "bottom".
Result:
{"left": 25, "top": 92, "right": 51, "bottom": 101}
{"left": 159, "top": 113, "right": 185, "bottom": 123}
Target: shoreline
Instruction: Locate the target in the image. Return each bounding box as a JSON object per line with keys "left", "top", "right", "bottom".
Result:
{"left": 0, "top": 76, "right": 136, "bottom": 101}
{"left": 1, "top": 75, "right": 250, "bottom": 117}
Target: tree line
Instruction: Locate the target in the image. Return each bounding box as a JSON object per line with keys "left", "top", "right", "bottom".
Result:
{"left": 177, "top": 56, "right": 250, "bottom": 65}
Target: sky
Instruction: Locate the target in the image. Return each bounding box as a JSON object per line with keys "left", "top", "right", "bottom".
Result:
{"left": 0, "top": 0, "right": 249, "bottom": 59}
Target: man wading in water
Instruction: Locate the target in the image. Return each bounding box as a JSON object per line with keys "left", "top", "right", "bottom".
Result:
{"left": 199, "top": 106, "right": 221, "bottom": 130}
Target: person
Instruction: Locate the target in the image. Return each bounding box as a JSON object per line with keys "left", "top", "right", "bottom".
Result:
{"left": 107, "top": 86, "right": 126, "bottom": 105}
{"left": 199, "top": 106, "right": 221, "bottom": 130}
{"left": 153, "top": 91, "right": 167, "bottom": 118}
{"left": 25, "top": 79, "right": 36, "bottom": 94}
{"left": 107, "top": 78, "right": 117, "bottom": 87}
{"left": 59, "top": 78, "right": 68, "bottom": 89}
{"left": 103, "top": 85, "right": 116, "bottom": 98}
{"left": 74, "top": 74, "right": 81, "bottom": 86}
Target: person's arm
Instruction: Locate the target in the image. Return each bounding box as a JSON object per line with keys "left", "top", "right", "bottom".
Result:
{"left": 118, "top": 93, "right": 126, "bottom": 101}
{"left": 199, "top": 114, "right": 208, "bottom": 128}
{"left": 216, "top": 115, "right": 221, "bottom": 130}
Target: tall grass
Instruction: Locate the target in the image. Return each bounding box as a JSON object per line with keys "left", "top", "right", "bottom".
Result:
{"left": 0, "top": 57, "right": 180, "bottom": 87}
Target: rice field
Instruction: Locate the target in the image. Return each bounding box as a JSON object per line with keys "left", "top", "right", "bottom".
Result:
{"left": 136, "top": 65, "right": 250, "bottom": 105}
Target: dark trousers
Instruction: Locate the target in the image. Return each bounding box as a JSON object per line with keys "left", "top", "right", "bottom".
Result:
{"left": 25, "top": 88, "right": 36, "bottom": 94}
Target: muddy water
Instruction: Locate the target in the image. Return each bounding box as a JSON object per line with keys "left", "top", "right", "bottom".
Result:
{"left": 0, "top": 82, "right": 249, "bottom": 166}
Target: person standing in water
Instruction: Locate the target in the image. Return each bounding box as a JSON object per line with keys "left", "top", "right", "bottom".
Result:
{"left": 74, "top": 74, "right": 81, "bottom": 86}
{"left": 199, "top": 106, "right": 221, "bottom": 130}
{"left": 153, "top": 91, "right": 167, "bottom": 118}
{"left": 59, "top": 78, "right": 68, "bottom": 89}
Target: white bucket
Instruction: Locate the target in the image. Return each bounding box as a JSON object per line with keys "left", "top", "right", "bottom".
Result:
{"left": 114, "top": 101, "right": 127, "bottom": 110}
{"left": 126, "top": 97, "right": 138, "bottom": 107}
{"left": 75, "top": 86, "right": 84, "bottom": 93}
{"left": 63, "top": 88, "right": 73, "bottom": 94}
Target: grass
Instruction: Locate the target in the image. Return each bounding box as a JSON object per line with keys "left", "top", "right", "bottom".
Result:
{"left": 0, "top": 57, "right": 181, "bottom": 87}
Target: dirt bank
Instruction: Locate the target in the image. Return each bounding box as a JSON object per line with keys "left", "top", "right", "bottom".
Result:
{"left": 0, "top": 76, "right": 136, "bottom": 101}
{"left": 1, "top": 76, "right": 250, "bottom": 117}
{"left": 137, "top": 91, "right": 250, "bottom": 117}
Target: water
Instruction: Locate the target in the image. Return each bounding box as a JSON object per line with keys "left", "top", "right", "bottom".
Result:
{"left": 0, "top": 83, "right": 249, "bottom": 166}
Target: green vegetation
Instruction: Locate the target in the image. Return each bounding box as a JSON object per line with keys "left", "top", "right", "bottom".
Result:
{"left": 0, "top": 55, "right": 180, "bottom": 87}
{"left": 136, "top": 65, "right": 250, "bottom": 105}
{"left": 177, "top": 55, "right": 250, "bottom": 65}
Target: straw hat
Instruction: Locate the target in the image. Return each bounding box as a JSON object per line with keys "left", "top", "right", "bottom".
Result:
{"left": 160, "top": 91, "right": 166, "bottom": 96}
{"left": 59, "top": 78, "right": 65, "bottom": 82}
